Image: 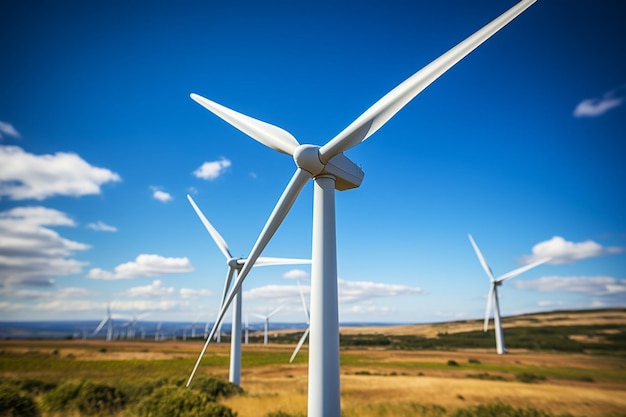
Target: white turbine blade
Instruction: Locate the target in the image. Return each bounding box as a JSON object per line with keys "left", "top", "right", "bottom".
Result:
{"left": 484, "top": 284, "right": 495, "bottom": 332}
{"left": 253, "top": 313, "right": 266, "bottom": 320}
{"left": 298, "top": 281, "right": 309, "bottom": 323}
{"left": 496, "top": 257, "right": 551, "bottom": 282}
{"left": 190, "top": 93, "right": 300, "bottom": 156}
{"left": 253, "top": 257, "right": 311, "bottom": 266}
{"left": 93, "top": 316, "right": 108, "bottom": 335}
{"left": 188, "top": 138, "right": 309, "bottom": 387}
{"left": 268, "top": 304, "right": 284, "bottom": 318}
{"left": 187, "top": 194, "right": 233, "bottom": 260}
{"left": 318, "top": 0, "right": 536, "bottom": 163}
{"left": 468, "top": 234, "right": 496, "bottom": 282}
{"left": 219, "top": 268, "right": 236, "bottom": 307}
{"left": 289, "top": 326, "right": 310, "bottom": 363}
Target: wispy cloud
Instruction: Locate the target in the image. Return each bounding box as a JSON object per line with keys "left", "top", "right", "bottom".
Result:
{"left": 0, "top": 145, "right": 121, "bottom": 200}
{"left": 0, "top": 121, "right": 20, "bottom": 139}
{"left": 521, "top": 236, "right": 625, "bottom": 265}
{"left": 573, "top": 86, "right": 625, "bottom": 117}
{"left": 193, "top": 157, "right": 231, "bottom": 180}
{"left": 86, "top": 220, "right": 117, "bottom": 232}
{"left": 243, "top": 278, "right": 422, "bottom": 305}
{"left": 282, "top": 269, "right": 310, "bottom": 280}
{"left": 150, "top": 186, "right": 173, "bottom": 202}
{"left": 123, "top": 280, "right": 175, "bottom": 297}
{"left": 87, "top": 254, "right": 193, "bottom": 280}
{"left": 513, "top": 276, "right": 626, "bottom": 296}
{"left": 180, "top": 287, "right": 212, "bottom": 299}
{"left": 0, "top": 206, "right": 90, "bottom": 287}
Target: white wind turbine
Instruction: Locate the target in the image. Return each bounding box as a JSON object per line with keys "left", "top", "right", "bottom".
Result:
{"left": 186, "top": 2, "right": 537, "bottom": 415}
{"left": 254, "top": 305, "right": 284, "bottom": 345}
{"left": 290, "top": 281, "right": 310, "bottom": 363}
{"left": 187, "top": 194, "right": 309, "bottom": 384}
{"left": 468, "top": 234, "right": 550, "bottom": 354}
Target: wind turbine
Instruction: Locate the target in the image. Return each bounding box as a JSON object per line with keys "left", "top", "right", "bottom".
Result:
{"left": 468, "top": 234, "right": 550, "bottom": 354}
{"left": 186, "top": 2, "right": 537, "bottom": 415}
{"left": 254, "top": 305, "right": 284, "bottom": 345}
{"left": 187, "top": 195, "right": 309, "bottom": 384}
{"left": 290, "top": 281, "right": 310, "bottom": 363}
{"left": 93, "top": 303, "right": 114, "bottom": 341}
{"left": 244, "top": 313, "right": 249, "bottom": 344}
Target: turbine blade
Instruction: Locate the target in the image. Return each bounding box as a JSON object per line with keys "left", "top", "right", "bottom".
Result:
{"left": 253, "top": 257, "right": 311, "bottom": 266}
{"left": 268, "top": 304, "right": 284, "bottom": 318}
{"left": 187, "top": 194, "right": 233, "bottom": 260}
{"left": 187, "top": 166, "right": 309, "bottom": 387}
{"left": 468, "top": 234, "right": 496, "bottom": 282}
{"left": 219, "top": 268, "right": 236, "bottom": 307}
{"left": 318, "top": 0, "right": 536, "bottom": 163}
{"left": 484, "top": 284, "right": 495, "bottom": 332}
{"left": 298, "top": 281, "right": 310, "bottom": 322}
{"left": 253, "top": 313, "right": 266, "bottom": 320}
{"left": 496, "top": 257, "right": 551, "bottom": 282}
{"left": 289, "top": 326, "right": 310, "bottom": 363}
{"left": 190, "top": 93, "right": 300, "bottom": 156}
{"left": 93, "top": 317, "right": 108, "bottom": 335}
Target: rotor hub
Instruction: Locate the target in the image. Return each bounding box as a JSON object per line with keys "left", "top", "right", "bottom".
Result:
{"left": 293, "top": 144, "right": 325, "bottom": 176}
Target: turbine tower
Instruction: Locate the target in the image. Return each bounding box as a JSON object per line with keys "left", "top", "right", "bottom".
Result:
{"left": 254, "top": 305, "right": 284, "bottom": 345}
{"left": 468, "top": 234, "right": 550, "bottom": 354}
{"left": 187, "top": 195, "right": 309, "bottom": 384}
{"left": 186, "top": 2, "right": 537, "bottom": 415}
{"left": 290, "top": 281, "right": 310, "bottom": 363}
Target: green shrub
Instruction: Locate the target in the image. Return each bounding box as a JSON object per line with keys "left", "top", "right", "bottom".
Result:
{"left": 0, "top": 384, "right": 40, "bottom": 417}
{"left": 42, "top": 379, "right": 84, "bottom": 412}
{"left": 15, "top": 378, "right": 57, "bottom": 395}
{"left": 450, "top": 402, "right": 550, "bottom": 417}
{"left": 190, "top": 376, "right": 243, "bottom": 399}
{"left": 468, "top": 358, "right": 481, "bottom": 364}
{"left": 515, "top": 373, "right": 547, "bottom": 384}
{"left": 447, "top": 360, "right": 459, "bottom": 366}
{"left": 75, "top": 381, "right": 127, "bottom": 415}
{"left": 135, "top": 385, "right": 236, "bottom": 417}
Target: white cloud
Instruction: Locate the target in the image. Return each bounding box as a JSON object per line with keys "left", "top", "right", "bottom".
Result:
{"left": 521, "top": 236, "right": 625, "bottom": 265}
{"left": 193, "top": 158, "right": 231, "bottom": 180}
{"left": 0, "top": 206, "right": 90, "bottom": 287}
{"left": 0, "top": 145, "right": 121, "bottom": 200}
{"left": 86, "top": 220, "right": 117, "bottom": 232}
{"left": 513, "top": 276, "right": 626, "bottom": 296}
{"left": 283, "top": 269, "right": 310, "bottom": 280}
{"left": 338, "top": 278, "right": 422, "bottom": 303}
{"left": 7, "top": 287, "right": 95, "bottom": 300}
{"left": 0, "top": 121, "right": 20, "bottom": 139}
{"left": 243, "top": 278, "right": 422, "bottom": 305}
{"left": 124, "top": 280, "right": 175, "bottom": 297}
{"left": 343, "top": 303, "right": 392, "bottom": 315}
{"left": 180, "top": 288, "right": 212, "bottom": 299}
{"left": 87, "top": 254, "right": 194, "bottom": 280}
{"left": 150, "top": 186, "right": 173, "bottom": 202}
{"left": 573, "top": 86, "right": 625, "bottom": 117}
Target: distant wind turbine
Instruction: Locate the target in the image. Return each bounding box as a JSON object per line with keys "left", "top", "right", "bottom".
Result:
{"left": 186, "top": 2, "right": 537, "bottom": 415}
{"left": 290, "top": 281, "right": 310, "bottom": 363}
{"left": 187, "top": 195, "right": 309, "bottom": 384}
{"left": 468, "top": 234, "right": 550, "bottom": 354}
{"left": 254, "top": 305, "right": 284, "bottom": 345}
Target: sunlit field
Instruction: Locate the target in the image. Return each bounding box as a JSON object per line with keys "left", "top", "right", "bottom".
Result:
{"left": 1, "top": 309, "right": 625, "bottom": 417}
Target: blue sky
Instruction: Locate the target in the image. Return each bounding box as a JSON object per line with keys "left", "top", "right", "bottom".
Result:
{"left": 1, "top": 0, "right": 624, "bottom": 326}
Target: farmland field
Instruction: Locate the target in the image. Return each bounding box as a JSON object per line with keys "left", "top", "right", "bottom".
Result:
{"left": 1, "top": 308, "right": 625, "bottom": 417}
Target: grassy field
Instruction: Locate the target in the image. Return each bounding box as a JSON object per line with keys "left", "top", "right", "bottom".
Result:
{"left": 1, "top": 308, "right": 625, "bottom": 417}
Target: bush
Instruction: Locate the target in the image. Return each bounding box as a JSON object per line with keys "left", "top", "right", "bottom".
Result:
{"left": 15, "top": 378, "right": 57, "bottom": 395}
{"left": 42, "top": 380, "right": 84, "bottom": 412}
{"left": 190, "top": 376, "right": 243, "bottom": 399}
{"left": 447, "top": 360, "right": 459, "bottom": 366}
{"left": 0, "top": 384, "right": 40, "bottom": 417}
{"left": 135, "top": 385, "right": 236, "bottom": 417}
{"left": 515, "top": 373, "right": 547, "bottom": 384}
{"left": 75, "top": 381, "right": 127, "bottom": 415}
{"left": 450, "top": 402, "right": 553, "bottom": 417}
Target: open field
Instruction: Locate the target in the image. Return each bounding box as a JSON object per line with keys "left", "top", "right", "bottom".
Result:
{"left": 1, "top": 308, "right": 625, "bottom": 417}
